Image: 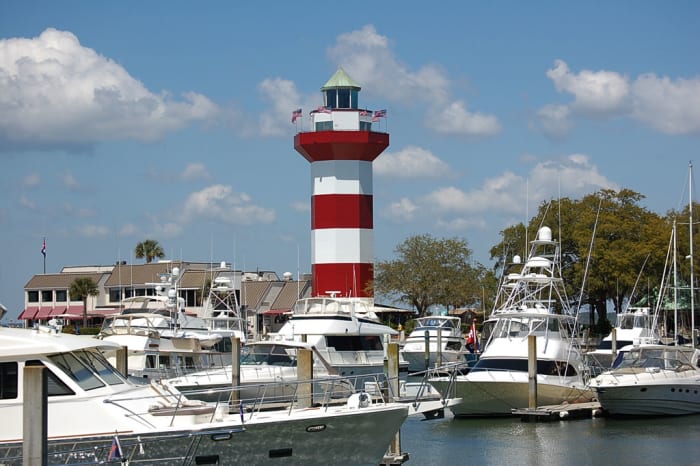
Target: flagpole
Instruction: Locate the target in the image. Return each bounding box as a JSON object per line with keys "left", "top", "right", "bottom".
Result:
{"left": 42, "top": 236, "right": 46, "bottom": 274}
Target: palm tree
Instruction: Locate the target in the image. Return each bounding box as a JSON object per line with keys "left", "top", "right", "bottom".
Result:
{"left": 69, "top": 277, "right": 100, "bottom": 329}
{"left": 135, "top": 239, "right": 165, "bottom": 263}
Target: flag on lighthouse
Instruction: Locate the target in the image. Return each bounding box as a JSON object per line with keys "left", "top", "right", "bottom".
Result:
{"left": 291, "top": 108, "right": 302, "bottom": 123}
{"left": 41, "top": 238, "right": 46, "bottom": 258}
{"left": 372, "top": 109, "right": 386, "bottom": 121}
{"left": 316, "top": 105, "right": 332, "bottom": 114}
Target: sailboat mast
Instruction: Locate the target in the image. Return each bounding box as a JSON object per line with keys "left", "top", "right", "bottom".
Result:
{"left": 690, "top": 161, "right": 695, "bottom": 346}
{"left": 674, "top": 220, "right": 679, "bottom": 346}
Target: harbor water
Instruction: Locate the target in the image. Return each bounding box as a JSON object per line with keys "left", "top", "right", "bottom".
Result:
{"left": 399, "top": 411, "right": 700, "bottom": 465}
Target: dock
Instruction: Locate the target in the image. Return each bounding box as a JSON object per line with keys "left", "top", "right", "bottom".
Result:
{"left": 512, "top": 401, "right": 603, "bottom": 422}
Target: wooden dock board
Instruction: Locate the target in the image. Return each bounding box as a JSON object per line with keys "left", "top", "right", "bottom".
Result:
{"left": 512, "top": 401, "right": 603, "bottom": 422}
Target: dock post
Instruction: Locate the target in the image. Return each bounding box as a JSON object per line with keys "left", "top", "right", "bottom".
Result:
{"left": 382, "top": 342, "right": 407, "bottom": 465}
{"left": 611, "top": 328, "right": 617, "bottom": 361}
{"left": 24, "top": 365, "right": 47, "bottom": 466}
{"left": 116, "top": 345, "right": 128, "bottom": 378}
{"left": 436, "top": 328, "right": 442, "bottom": 368}
{"left": 231, "top": 337, "right": 241, "bottom": 409}
{"left": 423, "top": 330, "right": 430, "bottom": 370}
{"left": 297, "top": 348, "right": 313, "bottom": 408}
{"left": 528, "top": 335, "right": 538, "bottom": 409}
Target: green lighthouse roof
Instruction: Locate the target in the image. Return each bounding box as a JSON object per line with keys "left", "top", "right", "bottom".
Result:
{"left": 321, "top": 68, "right": 361, "bottom": 91}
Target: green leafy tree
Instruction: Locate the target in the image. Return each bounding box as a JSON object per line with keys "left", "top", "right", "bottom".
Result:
{"left": 69, "top": 277, "right": 100, "bottom": 328}
{"left": 374, "top": 235, "right": 483, "bottom": 316}
{"left": 135, "top": 239, "right": 165, "bottom": 263}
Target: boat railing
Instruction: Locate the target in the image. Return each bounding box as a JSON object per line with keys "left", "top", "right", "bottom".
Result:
{"left": 107, "top": 372, "right": 400, "bottom": 427}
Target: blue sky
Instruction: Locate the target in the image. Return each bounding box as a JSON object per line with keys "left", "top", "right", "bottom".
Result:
{"left": 1, "top": 1, "right": 699, "bottom": 320}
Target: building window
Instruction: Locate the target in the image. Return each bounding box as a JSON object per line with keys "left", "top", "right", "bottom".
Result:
{"left": 360, "top": 121, "right": 372, "bottom": 131}
{"left": 28, "top": 291, "right": 39, "bottom": 303}
{"left": 315, "top": 121, "right": 333, "bottom": 131}
{"left": 351, "top": 90, "right": 358, "bottom": 109}
{"left": 337, "top": 89, "right": 350, "bottom": 108}
{"left": 41, "top": 290, "right": 53, "bottom": 303}
{"left": 109, "top": 288, "right": 121, "bottom": 303}
{"left": 325, "top": 89, "right": 337, "bottom": 108}
{"left": 55, "top": 290, "right": 67, "bottom": 302}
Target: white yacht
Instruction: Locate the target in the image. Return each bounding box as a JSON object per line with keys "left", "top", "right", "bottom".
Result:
{"left": 0, "top": 325, "right": 408, "bottom": 465}
{"left": 165, "top": 340, "right": 354, "bottom": 404}
{"left": 270, "top": 296, "right": 409, "bottom": 381}
{"left": 429, "top": 227, "right": 595, "bottom": 416}
{"left": 590, "top": 343, "right": 700, "bottom": 416}
{"left": 586, "top": 306, "right": 660, "bottom": 370}
{"left": 401, "top": 316, "right": 467, "bottom": 372}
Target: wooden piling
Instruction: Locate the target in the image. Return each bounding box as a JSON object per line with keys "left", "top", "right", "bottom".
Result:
{"left": 231, "top": 337, "right": 241, "bottom": 407}
{"left": 116, "top": 346, "right": 128, "bottom": 378}
{"left": 528, "top": 335, "right": 537, "bottom": 409}
{"left": 24, "top": 365, "right": 47, "bottom": 466}
{"left": 297, "top": 348, "right": 313, "bottom": 408}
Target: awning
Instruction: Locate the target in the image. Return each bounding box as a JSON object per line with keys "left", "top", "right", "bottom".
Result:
{"left": 263, "top": 309, "right": 291, "bottom": 315}
{"left": 35, "top": 307, "right": 54, "bottom": 319}
{"left": 18, "top": 306, "right": 39, "bottom": 320}
{"left": 49, "top": 306, "right": 68, "bottom": 317}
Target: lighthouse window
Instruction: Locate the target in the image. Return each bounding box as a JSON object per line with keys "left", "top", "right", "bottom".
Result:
{"left": 337, "top": 89, "right": 350, "bottom": 108}
{"left": 351, "top": 90, "right": 358, "bottom": 108}
{"left": 315, "top": 121, "right": 333, "bottom": 131}
{"left": 325, "top": 89, "right": 337, "bottom": 108}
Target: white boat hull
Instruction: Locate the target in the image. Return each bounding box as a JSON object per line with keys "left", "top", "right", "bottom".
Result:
{"left": 430, "top": 372, "right": 594, "bottom": 417}
{"left": 593, "top": 383, "right": 700, "bottom": 416}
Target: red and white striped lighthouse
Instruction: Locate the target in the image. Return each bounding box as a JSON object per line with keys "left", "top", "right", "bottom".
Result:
{"left": 294, "top": 69, "right": 389, "bottom": 299}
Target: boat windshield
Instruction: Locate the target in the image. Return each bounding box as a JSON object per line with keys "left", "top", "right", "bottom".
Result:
{"left": 241, "top": 345, "right": 297, "bottom": 366}
{"left": 48, "top": 349, "right": 127, "bottom": 391}
{"left": 492, "top": 316, "right": 560, "bottom": 339}
{"left": 615, "top": 347, "right": 695, "bottom": 371}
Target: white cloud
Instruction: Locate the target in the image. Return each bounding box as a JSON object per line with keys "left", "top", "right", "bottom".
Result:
{"left": 290, "top": 201, "right": 310, "bottom": 212}
{"left": 23, "top": 173, "right": 40, "bottom": 188}
{"left": 385, "top": 155, "right": 617, "bottom": 230}
{"left": 374, "top": 145, "right": 451, "bottom": 178}
{"left": 532, "top": 104, "right": 572, "bottom": 139}
{"left": 546, "top": 59, "right": 630, "bottom": 115}
{"left": 19, "top": 195, "right": 36, "bottom": 210}
{"left": 327, "top": 25, "right": 500, "bottom": 137}
{"left": 180, "top": 163, "right": 211, "bottom": 181}
{"left": 77, "top": 224, "right": 109, "bottom": 238}
{"left": 118, "top": 223, "right": 139, "bottom": 237}
{"left": 426, "top": 101, "right": 501, "bottom": 136}
{"left": 62, "top": 171, "right": 79, "bottom": 190}
{"left": 0, "top": 28, "right": 220, "bottom": 151}
{"left": 630, "top": 74, "right": 700, "bottom": 135}
{"left": 383, "top": 197, "right": 419, "bottom": 222}
{"left": 181, "top": 184, "right": 275, "bottom": 225}
{"left": 539, "top": 60, "right": 700, "bottom": 136}
{"left": 62, "top": 203, "right": 94, "bottom": 218}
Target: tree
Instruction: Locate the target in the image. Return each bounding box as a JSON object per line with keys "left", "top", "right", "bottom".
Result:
{"left": 135, "top": 239, "right": 165, "bottom": 263}
{"left": 69, "top": 277, "right": 100, "bottom": 329}
{"left": 374, "top": 234, "right": 483, "bottom": 317}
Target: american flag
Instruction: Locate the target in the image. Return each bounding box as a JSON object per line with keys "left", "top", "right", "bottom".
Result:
{"left": 291, "top": 108, "right": 302, "bottom": 123}
{"left": 372, "top": 109, "right": 387, "bottom": 121}
{"left": 108, "top": 435, "right": 122, "bottom": 461}
{"left": 41, "top": 238, "right": 46, "bottom": 258}
{"left": 316, "top": 106, "right": 332, "bottom": 114}
{"left": 359, "top": 109, "right": 370, "bottom": 116}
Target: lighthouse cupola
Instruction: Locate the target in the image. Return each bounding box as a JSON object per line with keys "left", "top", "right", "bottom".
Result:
{"left": 322, "top": 68, "right": 361, "bottom": 110}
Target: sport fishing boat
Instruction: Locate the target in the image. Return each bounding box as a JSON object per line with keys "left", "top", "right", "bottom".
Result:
{"left": 429, "top": 226, "right": 594, "bottom": 416}
{"left": 0, "top": 325, "right": 408, "bottom": 465}
{"left": 401, "top": 316, "right": 468, "bottom": 372}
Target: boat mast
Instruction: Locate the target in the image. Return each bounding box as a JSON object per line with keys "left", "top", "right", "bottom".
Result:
{"left": 690, "top": 161, "right": 695, "bottom": 347}
{"left": 673, "top": 220, "right": 678, "bottom": 346}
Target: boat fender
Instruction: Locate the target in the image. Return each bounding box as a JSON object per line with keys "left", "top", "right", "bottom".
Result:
{"left": 346, "top": 392, "right": 371, "bottom": 410}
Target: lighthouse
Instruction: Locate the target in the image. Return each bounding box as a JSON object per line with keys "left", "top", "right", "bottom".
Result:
{"left": 294, "top": 69, "right": 389, "bottom": 300}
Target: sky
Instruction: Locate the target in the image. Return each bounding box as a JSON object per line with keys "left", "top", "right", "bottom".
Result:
{"left": 1, "top": 1, "right": 699, "bottom": 320}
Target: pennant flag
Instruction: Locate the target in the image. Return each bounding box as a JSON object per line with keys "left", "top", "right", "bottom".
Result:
{"left": 316, "top": 105, "right": 332, "bottom": 114}
{"left": 41, "top": 238, "right": 46, "bottom": 258}
{"left": 371, "top": 109, "right": 387, "bottom": 121}
{"left": 466, "top": 319, "right": 479, "bottom": 354}
{"left": 108, "top": 435, "right": 122, "bottom": 461}
{"left": 291, "top": 108, "right": 302, "bottom": 123}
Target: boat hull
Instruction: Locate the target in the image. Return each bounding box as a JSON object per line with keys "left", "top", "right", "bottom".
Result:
{"left": 593, "top": 383, "right": 700, "bottom": 416}
{"left": 0, "top": 404, "right": 407, "bottom": 466}
{"left": 430, "top": 373, "right": 594, "bottom": 417}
